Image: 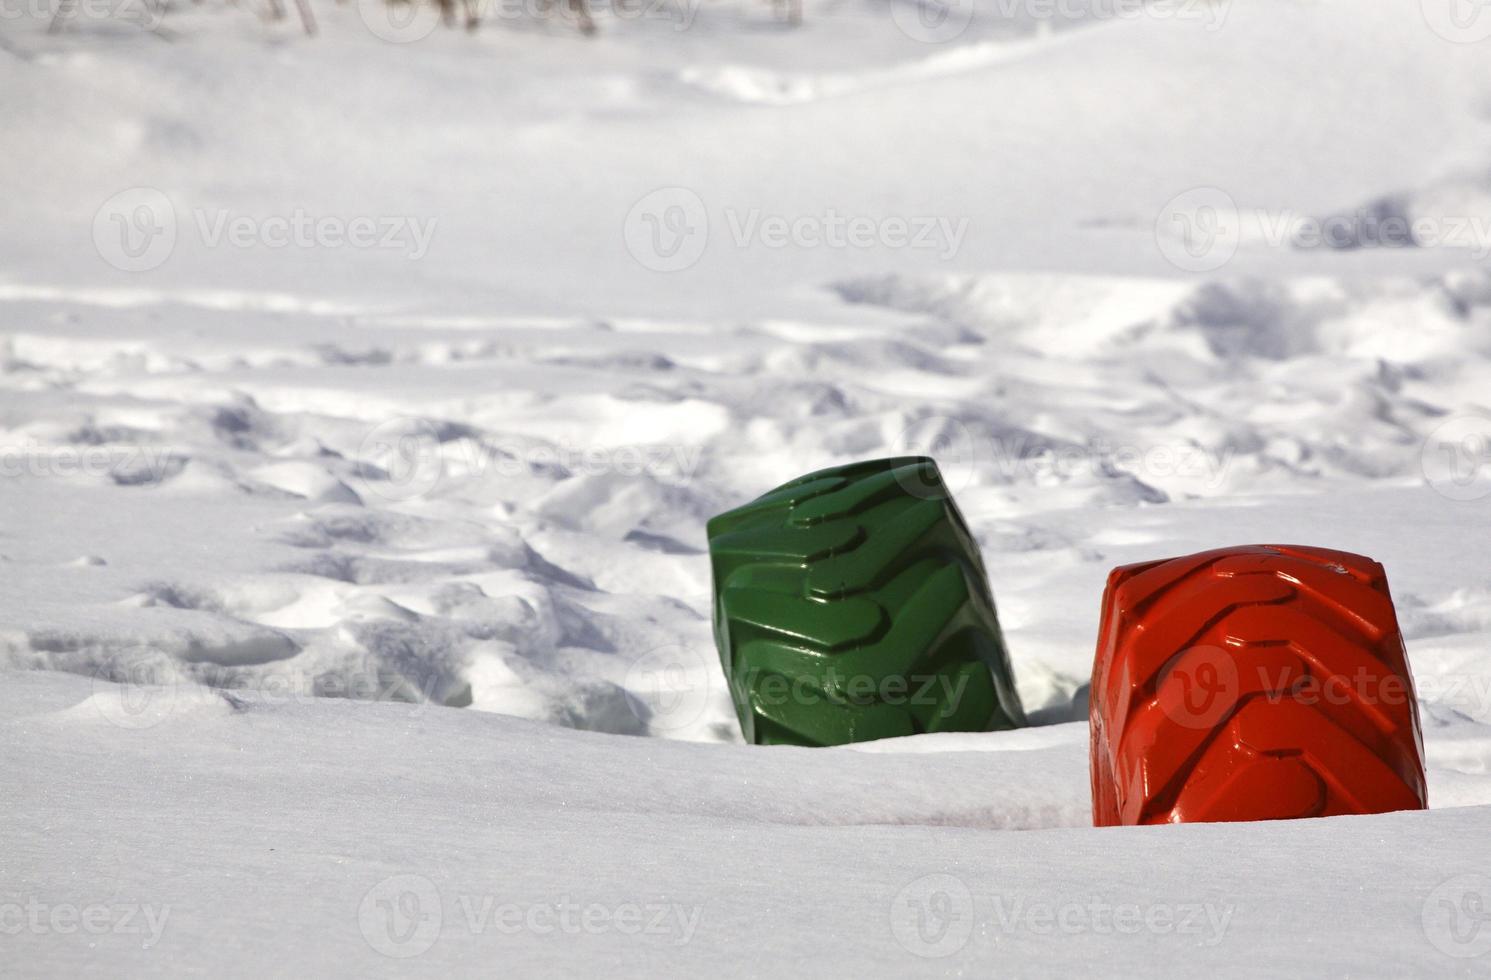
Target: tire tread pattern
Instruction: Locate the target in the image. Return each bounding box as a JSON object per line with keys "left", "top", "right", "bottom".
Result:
{"left": 708, "top": 457, "right": 1025, "bottom": 746}
{"left": 1090, "top": 544, "right": 1427, "bottom": 825}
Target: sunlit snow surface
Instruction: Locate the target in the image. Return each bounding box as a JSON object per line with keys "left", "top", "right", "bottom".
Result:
{"left": 4, "top": 0, "right": 1491, "bottom": 975}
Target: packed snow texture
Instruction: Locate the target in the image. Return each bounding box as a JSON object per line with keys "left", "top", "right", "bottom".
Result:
{"left": 4, "top": 0, "right": 1491, "bottom": 976}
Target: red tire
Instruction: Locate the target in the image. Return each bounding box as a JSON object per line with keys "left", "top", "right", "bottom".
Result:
{"left": 1089, "top": 544, "right": 1427, "bottom": 826}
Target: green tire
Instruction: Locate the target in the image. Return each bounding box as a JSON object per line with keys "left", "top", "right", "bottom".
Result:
{"left": 707, "top": 456, "right": 1026, "bottom": 746}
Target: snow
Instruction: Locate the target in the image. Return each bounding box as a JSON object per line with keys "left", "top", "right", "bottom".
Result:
{"left": 5, "top": 668, "right": 1491, "bottom": 976}
{"left": 4, "top": 0, "right": 1491, "bottom": 975}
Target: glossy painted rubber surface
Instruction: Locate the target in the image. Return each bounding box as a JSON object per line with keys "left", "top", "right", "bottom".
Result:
{"left": 1090, "top": 544, "right": 1428, "bottom": 826}
{"left": 707, "top": 456, "right": 1025, "bottom": 747}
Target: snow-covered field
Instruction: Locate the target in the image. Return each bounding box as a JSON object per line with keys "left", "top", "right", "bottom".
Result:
{"left": 5, "top": 0, "right": 1491, "bottom": 975}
